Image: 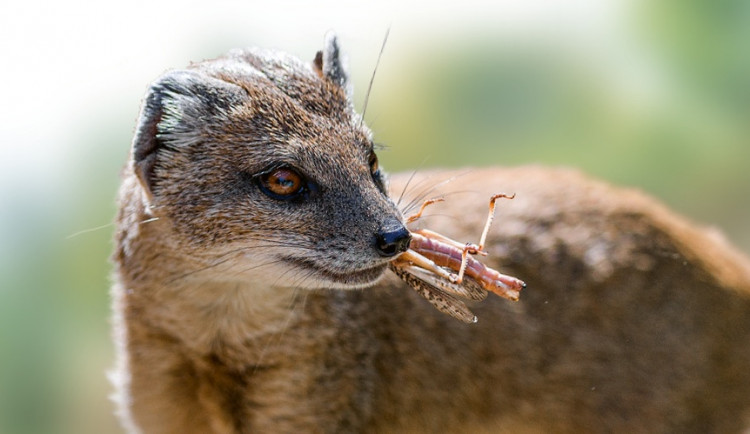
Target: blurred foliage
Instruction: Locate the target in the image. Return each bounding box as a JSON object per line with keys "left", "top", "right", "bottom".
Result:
{"left": 1, "top": 1, "right": 749, "bottom": 433}
{"left": 638, "top": 0, "right": 750, "bottom": 119}
{"left": 367, "top": 1, "right": 750, "bottom": 252}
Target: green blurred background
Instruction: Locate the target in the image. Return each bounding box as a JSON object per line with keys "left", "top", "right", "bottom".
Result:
{"left": 1, "top": 0, "right": 748, "bottom": 432}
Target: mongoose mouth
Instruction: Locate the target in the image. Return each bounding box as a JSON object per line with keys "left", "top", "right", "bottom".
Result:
{"left": 286, "top": 257, "right": 388, "bottom": 288}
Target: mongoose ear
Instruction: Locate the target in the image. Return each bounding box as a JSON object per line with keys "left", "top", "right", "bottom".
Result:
{"left": 313, "top": 32, "right": 349, "bottom": 88}
{"left": 131, "top": 70, "right": 244, "bottom": 196}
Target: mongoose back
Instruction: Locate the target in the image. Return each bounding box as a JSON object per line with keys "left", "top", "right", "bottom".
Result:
{"left": 112, "top": 34, "right": 750, "bottom": 433}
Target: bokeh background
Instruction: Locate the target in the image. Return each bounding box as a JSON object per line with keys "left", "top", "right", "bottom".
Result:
{"left": 1, "top": 0, "right": 748, "bottom": 432}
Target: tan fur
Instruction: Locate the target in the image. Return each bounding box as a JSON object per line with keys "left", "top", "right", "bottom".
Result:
{"left": 112, "top": 36, "right": 750, "bottom": 433}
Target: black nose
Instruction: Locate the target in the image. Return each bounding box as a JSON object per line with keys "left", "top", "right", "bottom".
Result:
{"left": 374, "top": 221, "right": 412, "bottom": 257}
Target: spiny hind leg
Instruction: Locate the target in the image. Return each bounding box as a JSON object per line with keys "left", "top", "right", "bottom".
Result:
{"left": 476, "top": 193, "right": 515, "bottom": 252}
{"left": 436, "top": 192, "right": 516, "bottom": 283}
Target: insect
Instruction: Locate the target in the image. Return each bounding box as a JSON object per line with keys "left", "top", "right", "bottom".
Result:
{"left": 389, "top": 194, "right": 526, "bottom": 323}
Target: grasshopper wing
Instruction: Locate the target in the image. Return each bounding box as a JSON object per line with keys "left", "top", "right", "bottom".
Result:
{"left": 389, "top": 263, "right": 478, "bottom": 324}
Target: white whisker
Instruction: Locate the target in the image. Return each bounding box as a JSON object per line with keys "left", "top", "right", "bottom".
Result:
{"left": 65, "top": 222, "right": 113, "bottom": 240}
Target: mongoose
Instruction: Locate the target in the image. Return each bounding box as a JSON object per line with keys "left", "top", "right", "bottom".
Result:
{"left": 112, "top": 34, "right": 750, "bottom": 433}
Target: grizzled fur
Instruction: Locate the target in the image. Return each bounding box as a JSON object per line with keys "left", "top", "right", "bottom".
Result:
{"left": 112, "top": 34, "right": 750, "bottom": 433}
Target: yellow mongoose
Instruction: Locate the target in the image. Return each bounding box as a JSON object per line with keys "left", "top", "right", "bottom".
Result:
{"left": 112, "top": 34, "right": 750, "bottom": 433}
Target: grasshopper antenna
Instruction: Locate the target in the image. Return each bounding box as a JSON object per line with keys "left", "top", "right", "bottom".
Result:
{"left": 360, "top": 26, "right": 390, "bottom": 128}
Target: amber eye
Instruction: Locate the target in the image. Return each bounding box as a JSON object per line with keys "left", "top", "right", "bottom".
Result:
{"left": 368, "top": 151, "right": 379, "bottom": 176}
{"left": 258, "top": 167, "right": 307, "bottom": 200}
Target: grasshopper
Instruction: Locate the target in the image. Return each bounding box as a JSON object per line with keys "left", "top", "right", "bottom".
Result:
{"left": 390, "top": 194, "right": 526, "bottom": 323}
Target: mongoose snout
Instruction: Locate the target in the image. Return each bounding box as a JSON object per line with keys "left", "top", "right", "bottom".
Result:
{"left": 374, "top": 218, "right": 411, "bottom": 257}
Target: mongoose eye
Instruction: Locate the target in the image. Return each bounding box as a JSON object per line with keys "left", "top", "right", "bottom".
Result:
{"left": 368, "top": 151, "right": 380, "bottom": 176}
{"left": 258, "top": 167, "right": 307, "bottom": 200}
{"left": 368, "top": 150, "right": 387, "bottom": 194}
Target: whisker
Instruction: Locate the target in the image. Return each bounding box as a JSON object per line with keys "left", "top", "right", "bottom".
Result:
{"left": 65, "top": 222, "right": 113, "bottom": 240}
{"left": 227, "top": 257, "right": 289, "bottom": 280}
{"left": 271, "top": 261, "right": 305, "bottom": 288}
{"left": 278, "top": 263, "right": 319, "bottom": 289}
{"left": 250, "top": 288, "right": 304, "bottom": 377}
{"left": 166, "top": 255, "right": 238, "bottom": 284}
{"left": 66, "top": 216, "right": 156, "bottom": 240}
{"left": 396, "top": 169, "right": 420, "bottom": 208}
{"left": 359, "top": 26, "right": 390, "bottom": 128}
{"left": 404, "top": 213, "right": 454, "bottom": 227}
{"left": 401, "top": 190, "right": 480, "bottom": 216}
{"left": 299, "top": 289, "right": 310, "bottom": 312}
{"left": 165, "top": 239, "right": 316, "bottom": 284}
{"left": 251, "top": 329, "right": 280, "bottom": 376}
{"left": 401, "top": 170, "right": 475, "bottom": 214}
{"left": 287, "top": 287, "right": 302, "bottom": 310}
{"left": 394, "top": 155, "right": 432, "bottom": 207}
{"left": 401, "top": 176, "right": 452, "bottom": 213}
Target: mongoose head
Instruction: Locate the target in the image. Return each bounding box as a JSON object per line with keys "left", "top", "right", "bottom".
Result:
{"left": 128, "top": 34, "right": 410, "bottom": 289}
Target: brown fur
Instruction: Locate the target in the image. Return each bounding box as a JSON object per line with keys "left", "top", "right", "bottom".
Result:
{"left": 112, "top": 35, "right": 750, "bottom": 433}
